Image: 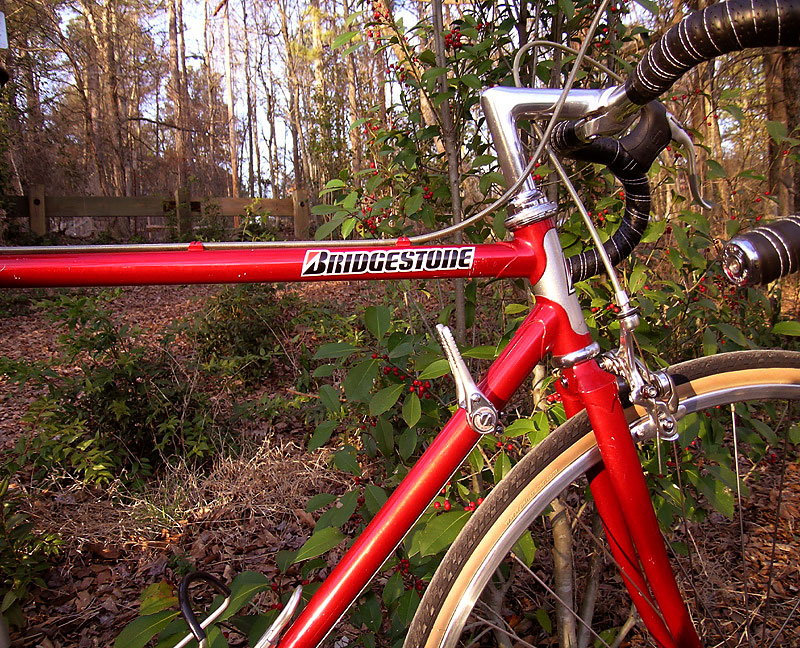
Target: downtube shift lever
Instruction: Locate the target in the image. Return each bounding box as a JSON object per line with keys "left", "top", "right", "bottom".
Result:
{"left": 436, "top": 324, "right": 499, "bottom": 434}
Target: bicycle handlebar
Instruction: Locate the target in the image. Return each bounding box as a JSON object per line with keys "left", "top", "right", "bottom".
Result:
{"left": 548, "top": 0, "right": 800, "bottom": 282}
{"left": 554, "top": 103, "right": 670, "bottom": 282}
{"left": 626, "top": 0, "right": 800, "bottom": 107}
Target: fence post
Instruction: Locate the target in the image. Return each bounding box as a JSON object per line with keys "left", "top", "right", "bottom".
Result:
{"left": 293, "top": 187, "right": 310, "bottom": 240}
{"left": 176, "top": 187, "right": 192, "bottom": 238}
{"left": 29, "top": 184, "right": 46, "bottom": 236}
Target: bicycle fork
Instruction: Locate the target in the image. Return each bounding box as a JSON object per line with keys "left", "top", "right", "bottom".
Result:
{"left": 558, "top": 360, "right": 703, "bottom": 648}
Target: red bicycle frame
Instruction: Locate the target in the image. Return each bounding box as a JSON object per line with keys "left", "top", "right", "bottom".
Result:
{"left": 0, "top": 218, "right": 700, "bottom": 648}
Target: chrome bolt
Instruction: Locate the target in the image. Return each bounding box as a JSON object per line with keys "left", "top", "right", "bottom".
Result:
{"left": 642, "top": 385, "right": 658, "bottom": 399}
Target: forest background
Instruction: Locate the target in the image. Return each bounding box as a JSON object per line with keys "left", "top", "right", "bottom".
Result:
{"left": 1, "top": 0, "right": 800, "bottom": 646}
{"left": 4, "top": 0, "right": 800, "bottom": 217}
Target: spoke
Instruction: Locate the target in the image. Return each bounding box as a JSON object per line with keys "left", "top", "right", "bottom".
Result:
{"left": 670, "top": 434, "right": 735, "bottom": 648}
{"left": 571, "top": 508, "right": 667, "bottom": 624}
{"left": 731, "top": 404, "right": 756, "bottom": 648}
{"left": 766, "top": 596, "right": 800, "bottom": 648}
{"left": 470, "top": 601, "right": 539, "bottom": 648}
{"left": 760, "top": 405, "right": 791, "bottom": 647}
{"left": 459, "top": 622, "right": 495, "bottom": 648}
{"left": 510, "top": 553, "right": 613, "bottom": 648}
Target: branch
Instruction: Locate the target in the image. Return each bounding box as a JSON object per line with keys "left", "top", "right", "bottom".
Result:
{"left": 212, "top": 0, "right": 229, "bottom": 17}
{"left": 550, "top": 497, "right": 578, "bottom": 648}
{"left": 125, "top": 116, "right": 199, "bottom": 133}
{"left": 577, "top": 508, "right": 605, "bottom": 648}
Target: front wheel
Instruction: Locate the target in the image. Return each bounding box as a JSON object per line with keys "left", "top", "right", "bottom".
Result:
{"left": 406, "top": 350, "right": 800, "bottom": 648}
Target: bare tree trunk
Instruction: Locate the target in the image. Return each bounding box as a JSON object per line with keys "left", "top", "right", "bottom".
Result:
{"left": 432, "top": 0, "right": 466, "bottom": 344}
{"left": 20, "top": 36, "right": 46, "bottom": 186}
{"left": 81, "top": 2, "right": 107, "bottom": 194}
{"left": 343, "top": 0, "right": 361, "bottom": 178}
{"left": 204, "top": 0, "right": 220, "bottom": 193}
{"left": 242, "top": 0, "right": 255, "bottom": 196}
{"left": 277, "top": 0, "right": 305, "bottom": 200}
{"left": 550, "top": 497, "right": 578, "bottom": 648}
{"left": 783, "top": 48, "right": 800, "bottom": 212}
{"left": 764, "top": 51, "right": 790, "bottom": 216}
{"left": 102, "top": 0, "right": 126, "bottom": 194}
{"left": 577, "top": 509, "right": 605, "bottom": 648}
{"left": 223, "top": 2, "right": 240, "bottom": 200}
{"left": 168, "top": 0, "right": 187, "bottom": 190}
{"left": 178, "top": 0, "right": 193, "bottom": 182}
{"left": 261, "top": 37, "right": 280, "bottom": 198}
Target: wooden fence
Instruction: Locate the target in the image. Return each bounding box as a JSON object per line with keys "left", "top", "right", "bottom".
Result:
{"left": 4, "top": 185, "right": 311, "bottom": 241}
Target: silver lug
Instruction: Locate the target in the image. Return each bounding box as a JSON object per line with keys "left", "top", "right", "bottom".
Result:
{"left": 436, "top": 324, "right": 499, "bottom": 434}
{"left": 254, "top": 586, "right": 303, "bottom": 648}
{"left": 505, "top": 188, "right": 558, "bottom": 231}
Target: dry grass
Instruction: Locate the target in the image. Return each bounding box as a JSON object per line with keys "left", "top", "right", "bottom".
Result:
{"left": 19, "top": 437, "right": 356, "bottom": 647}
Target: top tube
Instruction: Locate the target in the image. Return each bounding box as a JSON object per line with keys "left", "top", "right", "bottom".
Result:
{"left": 0, "top": 221, "right": 555, "bottom": 288}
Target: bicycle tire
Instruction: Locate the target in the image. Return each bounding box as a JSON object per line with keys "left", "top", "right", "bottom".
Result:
{"left": 406, "top": 349, "right": 800, "bottom": 648}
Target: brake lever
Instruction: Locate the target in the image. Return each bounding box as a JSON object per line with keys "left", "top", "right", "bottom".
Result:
{"left": 666, "top": 112, "right": 714, "bottom": 210}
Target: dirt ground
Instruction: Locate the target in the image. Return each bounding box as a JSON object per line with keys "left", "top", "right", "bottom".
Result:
{"left": 0, "top": 283, "right": 376, "bottom": 648}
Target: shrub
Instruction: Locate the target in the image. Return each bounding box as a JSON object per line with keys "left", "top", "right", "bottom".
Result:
{"left": 0, "top": 476, "right": 60, "bottom": 628}
{"left": 1, "top": 291, "right": 227, "bottom": 485}
{"left": 190, "top": 283, "right": 353, "bottom": 391}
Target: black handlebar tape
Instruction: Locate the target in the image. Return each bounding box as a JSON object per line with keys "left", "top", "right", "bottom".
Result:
{"left": 626, "top": 0, "right": 800, "bottom": 105}
{"left": 722, "top": 216, "right": 800, "bottom": 285}
{"left": 552, "top": 121, "right": 652, "bottom": 283}
{"left": 617, "top": 102, "right": 672, "bottom": 171}
{"left": 178, "top": 571, "right": 231, "bottom": 643}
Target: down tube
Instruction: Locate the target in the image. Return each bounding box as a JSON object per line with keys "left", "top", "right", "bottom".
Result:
{"left": 277, "top": 301, "right": 566, "bottom": 648}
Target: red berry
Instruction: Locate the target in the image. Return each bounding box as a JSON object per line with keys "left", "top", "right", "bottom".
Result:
{"left": 371, "top": 353, "right": 378, "bottom": 359}
{"left": 434, "top": 501, "right": 441, "bottom": 509}
{"left": 443, "top": 500, "right": 451, "bottom": 511}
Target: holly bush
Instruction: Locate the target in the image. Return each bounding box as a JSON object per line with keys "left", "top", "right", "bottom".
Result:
{"left": 0, "top": 291, "right": 228, "bottom": 486}
{"left": 113, "top": 0, "right": 800, "bottom": 645}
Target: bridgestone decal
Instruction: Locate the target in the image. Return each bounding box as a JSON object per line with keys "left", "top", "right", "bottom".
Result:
{"left": 301, "top": 247, "right": 476, "bottom": 277}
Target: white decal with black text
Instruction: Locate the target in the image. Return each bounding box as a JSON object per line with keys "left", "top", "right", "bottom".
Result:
{"left": 301, "top": 247, "right": 476, "bottom": 277}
